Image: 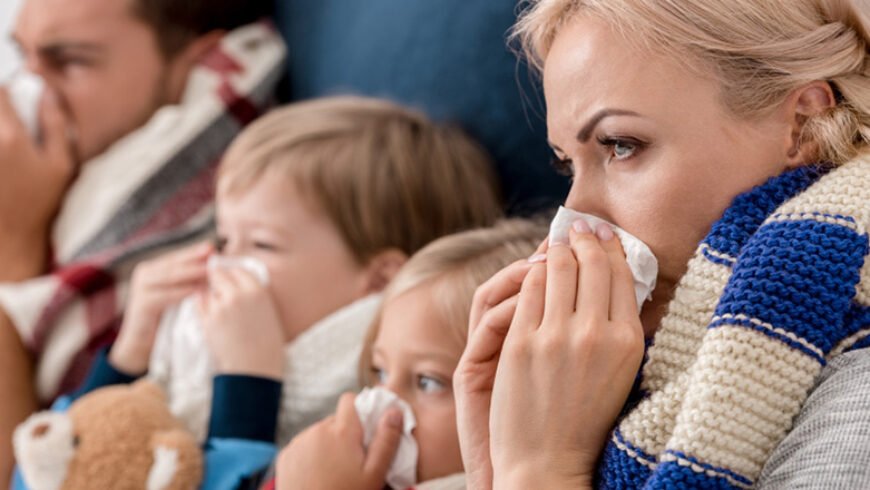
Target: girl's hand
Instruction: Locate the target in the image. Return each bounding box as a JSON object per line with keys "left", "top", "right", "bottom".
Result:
{"left": 276, "top": 393, "right": 404, "bottom": 490}
{"left": 490, "top": 222, "right": 644, "bottom": 489}
{"left": 197, "top": 266, "right": 285, "bottom": 380}
{"left": 110, "top": 242, "right": 211, "bottom": 374}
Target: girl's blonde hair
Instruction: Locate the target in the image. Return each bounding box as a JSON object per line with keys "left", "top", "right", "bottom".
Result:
{"left": 512, "top": 0, "right": 870, "bottom": 164}
{"left": 359, "top": 219, "right": 548, "bottom": 385}
{"left": 217, "top": 96, "right": 504, "bottom": 263}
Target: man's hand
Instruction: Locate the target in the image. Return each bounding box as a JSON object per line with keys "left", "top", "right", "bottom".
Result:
{"left": 0, "top": 87, "right": 77, "bottom": 280}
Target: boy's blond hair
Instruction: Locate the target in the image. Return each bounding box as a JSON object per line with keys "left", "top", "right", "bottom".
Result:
{"left": 217, "top": 96, "right": 504, "bottom": 263}
{"left": 359, "top": 219, "right": 548, "bottom": 386}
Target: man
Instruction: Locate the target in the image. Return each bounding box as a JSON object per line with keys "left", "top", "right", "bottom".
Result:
{"left": 0, "top": 0, "right": 281, "bottom": 480}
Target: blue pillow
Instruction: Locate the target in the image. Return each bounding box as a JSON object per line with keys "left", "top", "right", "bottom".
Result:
{"left": 275, "top": 0, "right": 569, "bottom": 214}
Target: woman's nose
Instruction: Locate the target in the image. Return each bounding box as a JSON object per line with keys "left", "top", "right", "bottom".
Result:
{"left": 563, "top": 171, "right": 607, "bottom": 218}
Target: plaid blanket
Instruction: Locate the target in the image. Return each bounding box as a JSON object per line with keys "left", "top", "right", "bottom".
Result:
{"left": 0, "top": 22, "right": 286, "bottom": 403}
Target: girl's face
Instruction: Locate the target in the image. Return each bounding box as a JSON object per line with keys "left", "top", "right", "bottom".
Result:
{"left": 544, "top": 15, "right": 797, "bottom": 301}
{"left": 370, "top": 284, "right": 465, "bottom": 483}
{"left": 216, "top": 174, "right": 373, "bottom": 342}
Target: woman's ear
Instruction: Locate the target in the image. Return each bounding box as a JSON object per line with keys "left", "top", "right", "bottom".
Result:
{"left": 783, "top": 81, "right": 836, "bottom": 168}
{"left": 361, "top": 249, "right": 408, "bottom": 294}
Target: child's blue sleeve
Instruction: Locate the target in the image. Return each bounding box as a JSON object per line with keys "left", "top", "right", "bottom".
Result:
{"left": 200, "top": 374, "right": 283, "bottom": 490}
{"left": 69, "top": 347, "right": 142, "bottom": 400}
{"left": 201, "top": 438, "right": 277, "bottom": 490}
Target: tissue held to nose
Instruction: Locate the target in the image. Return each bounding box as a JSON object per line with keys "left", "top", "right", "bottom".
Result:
{"left": 548, "top": 206, "right": 658, "bottom": 311}
{"left": 6, "top": 71, "right": 45, "bottom": 140}
{"left": 206, "top": 255, "right": 270, "bottom": 285}
{"left": 355, "top": 387, "right": 418, "bottom": 490}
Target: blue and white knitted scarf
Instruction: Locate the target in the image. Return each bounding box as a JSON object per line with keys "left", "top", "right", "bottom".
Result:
{"left": 598, "top": 155, "right": 870, "bottom": 489}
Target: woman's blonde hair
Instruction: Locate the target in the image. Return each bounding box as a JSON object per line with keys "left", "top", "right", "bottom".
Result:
{"left": 359, "top": 219, "right": 547, "bottom": 386}
{"left": 217, "top": 96, "right": 504, "bottom": 263}
{"left": 513, "top": 0, "right": 870, "bottom": 164}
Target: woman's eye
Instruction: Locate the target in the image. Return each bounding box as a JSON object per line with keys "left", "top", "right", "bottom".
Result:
{"left": 598, "top": 137, "right": 644, "bottom": 161}
{"left": 417, "top": 375, "right": 447, "bottom": 394}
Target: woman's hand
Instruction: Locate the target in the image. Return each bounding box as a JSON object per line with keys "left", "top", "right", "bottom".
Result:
{"left": 276, "top": 393, "right": 404, "bottom": 490}
{"left": 453, "top": 256, "right": 539, "bottom": 490}
{"left": 489, "top": 221, "right": 645, "bottom": 489}
{"left": 197, "top": 266, "right": 285, "bottom": 380}
{"left": 110, "top": 242, "right": 211, "bottom": 374}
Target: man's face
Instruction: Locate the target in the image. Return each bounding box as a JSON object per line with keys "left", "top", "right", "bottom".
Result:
{"left": 14, "top": 0, "right": 178, "bottom": 161}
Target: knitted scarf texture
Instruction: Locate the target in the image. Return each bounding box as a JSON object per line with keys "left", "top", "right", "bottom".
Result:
{"left": 598, "top": 155, "right": 870, "bottom": 489}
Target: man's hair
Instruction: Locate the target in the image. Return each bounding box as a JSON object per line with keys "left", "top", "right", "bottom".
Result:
{"left": 131, "top": 0, "right": 273, "bottom": 58}
{"left": 217, "top": 95, "right": 505, "bottom": 265}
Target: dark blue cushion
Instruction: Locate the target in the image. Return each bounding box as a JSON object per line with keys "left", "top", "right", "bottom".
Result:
{"left": 274, "top": 0, "right": 569, "bottom": 214}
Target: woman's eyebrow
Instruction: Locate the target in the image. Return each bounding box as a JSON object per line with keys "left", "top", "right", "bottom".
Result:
{"left": 576, "top": 108, "right": 642, "bottom": 142}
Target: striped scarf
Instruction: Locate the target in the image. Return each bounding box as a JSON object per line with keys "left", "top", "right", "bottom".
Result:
{"left": 0, "top": 22, "right": 286, "bottom": 403}
{"left": 598, "top": 154, "right": 870, "bottom": 489}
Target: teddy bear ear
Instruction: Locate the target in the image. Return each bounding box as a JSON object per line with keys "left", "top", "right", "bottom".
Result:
{"left": 131, "top": 379, "right": 168, "bottom": 403}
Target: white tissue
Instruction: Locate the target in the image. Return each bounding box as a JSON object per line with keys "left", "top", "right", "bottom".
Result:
{"left": 355, "top": 387, "right": 418, "bottom": 490}
{"left": 7, "top": 71, "right": 44, "bottom": 139}
{"left": 206, "top": 255, "right": 270, "bottom": 285}
{"left": 548, "top": 206, "right": 658, "bottom": 311}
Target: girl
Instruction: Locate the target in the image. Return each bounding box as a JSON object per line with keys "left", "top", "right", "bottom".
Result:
{"left": 275, "top": 219, "right": 547, "bottom": 490}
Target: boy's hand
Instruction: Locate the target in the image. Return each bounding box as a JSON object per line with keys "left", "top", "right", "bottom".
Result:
{"left": 197, "top": 266, "right": 285, "bottom": 380}
{"left": 110, "top": 243, "right": 212, "bottom": 375}
{"left": 276, "top": 393, "right": 403, "bottom": 490}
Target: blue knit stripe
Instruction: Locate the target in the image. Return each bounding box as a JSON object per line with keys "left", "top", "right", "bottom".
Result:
{"left": 841, "top": 304, "right": 870, "bottom": 352}
{"left": 662, "top": 451, "right": 752, "bottom": 487}
{"left": 708, "top": 316, "right": 826, "bottom": 364}
{"left": 712, "top": 219, "right": 868, "bottom": 355}
{"left": 849, "top": 332, "right": 870, "bottom": 352}
{"left": 702, "top": 166, "right": 826, "bottom": 262}
{"left": 647, "top": 458, "right": 746, "bottom": 489}
{"left": 598, "top": 430, "right": 655, "bottom": 490}
{"left": 701, "top": 245, "right": 737, "bottom": 268}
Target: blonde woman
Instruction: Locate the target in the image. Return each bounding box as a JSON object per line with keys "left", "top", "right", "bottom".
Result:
{"left": 454, "top": 0, "right": 870, "bottom": 489}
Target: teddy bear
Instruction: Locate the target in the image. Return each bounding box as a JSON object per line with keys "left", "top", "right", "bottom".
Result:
{"left": 13, "top": 380, "right": 203, "bottom": 490}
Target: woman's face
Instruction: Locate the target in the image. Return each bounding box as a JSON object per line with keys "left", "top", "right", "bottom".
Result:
{"left": 544, "top": 15, "right": 795, "bottom": 292}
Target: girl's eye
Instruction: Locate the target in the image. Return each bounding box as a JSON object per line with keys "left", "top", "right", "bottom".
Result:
{"left": 550, "top": 156, "right": 574, "bottom": 177}
{"left": 371, "top": 367, "right": 388, "bottom": 385}
{"left": 598, "top": 137, "right": 644, "bottom": 161}
{"left": 417, "top": 375, "right": 447, "bottom": 394}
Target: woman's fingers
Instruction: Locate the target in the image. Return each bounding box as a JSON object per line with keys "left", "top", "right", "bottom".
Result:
{"left": 542, "top": 244, "right": 578, "bottom": 324}
{"left": 509, "top": 262, "right": 546, "bottom": 335}
{"left": 570, "top": 222, "right": 611, "bottom": 323}
{"left": 462, "top": 295, "right": 519, "bottom": 367}
{"left": 469, "top": 260, "right": 534, "bottom": 337}
{"left": 599, "top": 231, "right": 639, "bottom": 321}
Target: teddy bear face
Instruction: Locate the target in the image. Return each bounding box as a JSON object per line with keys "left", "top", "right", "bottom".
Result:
{"left": 15, "top": 381, "right": 202, "bottom": 490}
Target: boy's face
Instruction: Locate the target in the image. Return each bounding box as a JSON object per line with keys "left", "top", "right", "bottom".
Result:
{"left": 215, "top": 175, "right": 372, "bottom": 341}
{"left": 371, "top": 284, "right": 465, "bottom": 483}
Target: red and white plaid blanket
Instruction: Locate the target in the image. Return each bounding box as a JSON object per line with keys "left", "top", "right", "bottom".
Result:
{"left": 0, "top": 22, "right": 286, "bottom": 403}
